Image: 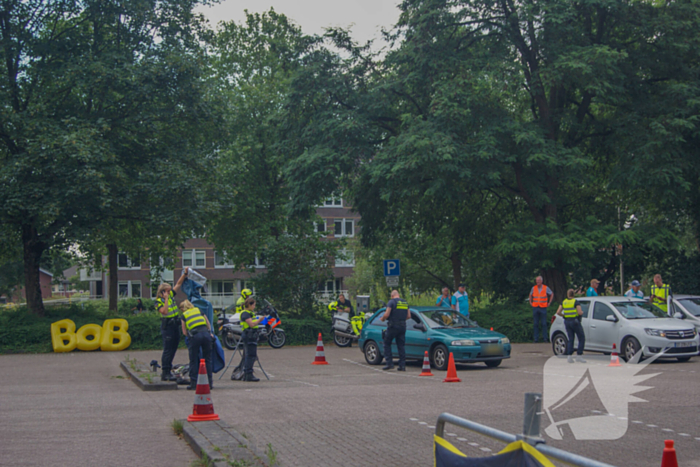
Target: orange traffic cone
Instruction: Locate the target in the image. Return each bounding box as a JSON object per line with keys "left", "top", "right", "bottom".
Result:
{"left": 660, "top": 440, "right": 679, "bottom": 467}
{"left": 187, "top": 359, "right": 220, "bottom": 422}
{"left": 609, "top": 343, "right": 621, "bottom": 367}
{"left": 419, "top": 351, "right": 433, "bottom": 376}
{"left": 443, "top": 353, "right": 461, "bottom": 383}
{"left": 312, "top": 333, "right": 329, "bottom": 365}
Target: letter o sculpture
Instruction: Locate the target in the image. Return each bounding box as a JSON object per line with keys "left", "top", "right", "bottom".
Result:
{"left": 76, "top": 324, "right": 103, "bottom": 351}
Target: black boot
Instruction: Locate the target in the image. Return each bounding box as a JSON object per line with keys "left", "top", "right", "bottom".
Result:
{"left": 161, "top": 371, "right": 176, "bottom": 381}
{"left": 382, "top": 363, "right": 394, "bottom": 371}
{"left": 244, "top": 373, "right": 260, "bottom": 382}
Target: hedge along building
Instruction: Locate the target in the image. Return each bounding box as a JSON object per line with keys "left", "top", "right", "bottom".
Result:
{"left": 79, "top": 198, "right": 360, "bottom": 308}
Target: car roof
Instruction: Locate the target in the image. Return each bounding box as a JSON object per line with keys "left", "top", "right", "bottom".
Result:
{"left": 576, "top": 296, "right": 644, "bottom": 302}
{"left": 674, "top": 295, "right": 700, "bottom": 299}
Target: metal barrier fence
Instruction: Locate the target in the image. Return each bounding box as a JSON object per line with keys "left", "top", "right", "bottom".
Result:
{"left": 436, "top": 393, "right": 617, "bottom": 467}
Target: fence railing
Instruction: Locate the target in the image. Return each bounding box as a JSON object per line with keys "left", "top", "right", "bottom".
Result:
{"left": 436, "top": 393, "right": 617, "bottom": 467}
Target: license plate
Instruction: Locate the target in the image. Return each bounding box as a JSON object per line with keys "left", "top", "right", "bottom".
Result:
{"left": 481, "top": 344, "right": 502, "bottom": 356}
{"left": 674, "top": 341, "right": 694, "bottom": 348}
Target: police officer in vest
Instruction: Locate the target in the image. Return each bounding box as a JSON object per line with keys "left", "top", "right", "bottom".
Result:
{"left": 556, "top": 289, "right": 586, "bottom": 363}
{"left": 178, "top": 299, "right": 214, "bottom": 390}
{"left": 235, "top": 288, "right": 253, "bottom": 314}
{"left": 380, "top": 290, "right": 410, "bottom": 371}
{"left": 650, "top": 274, "right": 672, "bottom": 314}
{"left": 155, "top": 271, "right": 188, "bottom": 381}
{"left": 240, "top": 297, "right": 263, "bottom": 382}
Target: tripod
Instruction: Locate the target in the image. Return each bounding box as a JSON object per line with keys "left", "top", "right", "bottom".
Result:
{"left": 218, "top": 334, "right": 269, "bottom": 381}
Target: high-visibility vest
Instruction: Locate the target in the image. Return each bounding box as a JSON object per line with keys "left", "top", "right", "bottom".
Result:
{"left": 235, "top": 296, "right": 245, "bottom": 313}
{"left": 562, "top": 299, "right": 578, "bottom": 319}
{"left": 532, "top": 285, "right": 549, "bottom": 308}
{"left": 183, "top": 307, "right": 207, "bottom": 331}
{"left": 156, "top": 292, "right": 179, "bottom": 318}
{"left": 651, "top": 284, "right": 670, "bottom": 311}
{"left": 240, "top": 311, "right": 259, "bottom": 331}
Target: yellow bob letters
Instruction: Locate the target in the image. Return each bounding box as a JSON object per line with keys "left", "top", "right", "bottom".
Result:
{"left": 51, "top": 319, "right": 131, "bottom": 352}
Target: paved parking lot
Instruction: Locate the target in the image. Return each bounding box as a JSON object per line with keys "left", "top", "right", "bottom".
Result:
{"left": 2, "top": 343, "right": 699, "bottom": 466}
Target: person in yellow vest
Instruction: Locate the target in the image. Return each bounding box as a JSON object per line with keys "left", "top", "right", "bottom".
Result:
{"left": 650, "top": 274, "right": 672, "bottom": 314}
{"left": 179, "top": 300, "right": 214, "bottom": 390}
{"left": 556, "top": 289, "right": 586, "bottom": 363}
{"left": 155, "top": 270, "right": 188, "bottom": 381}
{"left": 529, "top": 276, "right": 554, "bottom": 343}
{"left": 240, "top": 297, "right": 264, "bottom": 382}
{"left": 235, "top": 288, "right": 253, "bottom": 312}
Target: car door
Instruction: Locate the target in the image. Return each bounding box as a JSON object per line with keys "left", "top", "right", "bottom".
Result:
{"left": 588, "top": 302, "right": 620, "bottom": 351}
{"left": 404, "top": 311, "right": 429, "bottom": 358}
{"left": 575, "top": 300, "right": 591, "bottom": 348}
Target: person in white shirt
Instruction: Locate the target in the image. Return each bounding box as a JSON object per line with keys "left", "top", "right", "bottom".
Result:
{"left": 624, "top": 280, "right": 644, "bottom": 300}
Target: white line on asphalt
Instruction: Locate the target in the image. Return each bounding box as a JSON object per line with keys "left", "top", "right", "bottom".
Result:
{"left": 284, "top": 379, "right": 320, "bottom": 387}
{"left": 409, "top": 418, "right": 419, "bottom": 421}
{"left": 679, "top": 433, "right": 690, "bottom": 437}
{"left": 695, "top": 438, "right": 700, "bottom": 441}
{"left": 480, "top": 447, "right": 492, "bottom": 452}
{"left": 468, "top": 442, "right": 479, "bottom": 447}
{"left": 662, "top": 428, "right": 674, "bottom": 432}
{"left": 419, "top": 422, "right": 428, "bottom": 425}
{"left": 428, "top": 426, "right": 436, "bottom": 429}
{"left": 446, "top": 433, "right": 457, "bottom": 437}
{"left": 632, "top": 421, "right": 643, "bottom": 424}
{"left": 457, "top": 438, "right": 468, "bottom": 442}
{"left": 647, "top": 424, "right": 658, "bottom": 428}
{"left": 342, "top": 359, "right": 442, "bottom": 381}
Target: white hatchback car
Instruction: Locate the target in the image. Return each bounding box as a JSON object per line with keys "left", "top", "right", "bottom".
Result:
{"left": 549, "top": 296, "right": 699, "bottom": 362}
{"left": 669, "top": 295, "right": 700, "bottom": 330}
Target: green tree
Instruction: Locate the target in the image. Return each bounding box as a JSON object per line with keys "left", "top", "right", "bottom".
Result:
{"left": 0, "top": 0, "right": 216, "bottom": 314}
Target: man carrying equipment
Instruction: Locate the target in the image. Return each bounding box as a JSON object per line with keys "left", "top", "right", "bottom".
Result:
{"left": 155, "top": 270, "right": 188, "bottom": 381}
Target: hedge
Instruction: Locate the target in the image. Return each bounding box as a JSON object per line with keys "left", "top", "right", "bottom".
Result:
{"left": 0, "top": 302, "right": 332, "bottom": 354}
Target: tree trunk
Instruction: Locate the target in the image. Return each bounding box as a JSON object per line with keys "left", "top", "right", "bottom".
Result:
{"left": 107, "top": 243, "right": 118, "bottom": 312}
{"left": 22, "top": 224, "right": 46, "bottom": 316}
{"left": 451, "top": 252, "right": 462, "bottom": 291}
{"left": 542, "top": 266, "right": 567, "bottom": 304}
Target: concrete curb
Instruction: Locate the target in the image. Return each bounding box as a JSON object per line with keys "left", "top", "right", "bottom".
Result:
{"left": 119, "top": 361, "right": 177, "bottom": 391}
{"left": 182, "top": 419, "right": 279, "bottom": 467}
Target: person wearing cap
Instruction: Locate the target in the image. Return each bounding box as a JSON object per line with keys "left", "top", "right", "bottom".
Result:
{"left": 556, "top": 289, "right": 586, "bottom": 363}
{"left": 650, "top": 274, "right": 672, "bottom": 314}
{"left": 240, "top": 297, "right": 264, "bottom": 382}
{"left": 586, "top": 279, "right": 600, "bottom": 297}
{"left": 625, "top": 280, "right": 644, "bottom": 300}
{"left": 529, "top": 276, "right": 553, "bottom": 343}
{"left": 451, "top": 284, "right": 469, "bottom": 318}
{"left": 179, "top": 299, "right": 214, "bottom": 390}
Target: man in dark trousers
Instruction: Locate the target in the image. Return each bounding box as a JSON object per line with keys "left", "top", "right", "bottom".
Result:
{"left": 155, "top": 270, "right": 188, "bottom": 381}
{"left": 380, "top": 289, "right": 411, "bottom": 371}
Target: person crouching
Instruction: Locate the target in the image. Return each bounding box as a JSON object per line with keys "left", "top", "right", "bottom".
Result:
{"left": 179, "top": 299, "right": 214, "bottom": 390}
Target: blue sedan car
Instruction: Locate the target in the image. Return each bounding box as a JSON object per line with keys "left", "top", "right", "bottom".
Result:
{"left": 359, "top": 307, "right": 511, "bottom": 370}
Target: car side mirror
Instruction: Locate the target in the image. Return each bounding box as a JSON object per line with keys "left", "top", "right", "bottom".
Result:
{"left": 605, "top": 315, "right": 618, "bottom": 323}
{"left": 413, "top": 323, "right": 426, "bottom": 331}
{"left": 674, "top": 312, "right": 684, "bottom": 320}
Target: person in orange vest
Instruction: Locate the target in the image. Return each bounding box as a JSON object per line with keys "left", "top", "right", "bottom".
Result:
{"left": 529, "top": 276, "right": 554, "bottom": 343}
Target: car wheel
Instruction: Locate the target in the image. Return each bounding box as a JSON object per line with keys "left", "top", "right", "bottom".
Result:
{"left": 431, "top": 344, "right": 449, "bottom": 371}
{"left": 485, "top": 359, "right": 502, "bottom": 368}
{"left": 622, "top": 337, "right": 641, "bottom": 362}
{"left": 677, "top": 357, "right": 691, "bottom": 362}
{"left": 364, "top": 340, "right": 383, "bottom": 365}
{"left": 552, "top": 333, "right": 568, "bottom": 356}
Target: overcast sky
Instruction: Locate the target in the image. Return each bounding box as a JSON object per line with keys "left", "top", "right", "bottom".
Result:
{"left": 198, "top": 0, "right": 402, "bottom": 44}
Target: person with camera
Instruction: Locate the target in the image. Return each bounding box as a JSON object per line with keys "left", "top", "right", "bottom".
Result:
{"left": 240, "top": 297, "right": 264, "bottom": 382}
{"left": 178, "top": 299, "right": 214, "bottom": 390}
{"left": 155, "top": 270, "right": 188, "bottom": 381}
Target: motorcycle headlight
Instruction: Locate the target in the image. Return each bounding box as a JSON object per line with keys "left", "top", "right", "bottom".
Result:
{"left": 645, "top": 328, "right": 666, "bottom": 337}
{"left": 451, "top": 339, "right": 476, "bottom": 346}
{"left": 500, "top": 338, "right": 510, "bottom": 344}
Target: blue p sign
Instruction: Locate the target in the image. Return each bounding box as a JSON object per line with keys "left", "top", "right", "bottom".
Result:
{"left": 383, "top": 259, "right": 400, "bottom": 277}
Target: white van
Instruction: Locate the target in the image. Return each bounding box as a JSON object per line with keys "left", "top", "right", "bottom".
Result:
{"left": 549, "top": 296, "right": 698, "bottom": 362}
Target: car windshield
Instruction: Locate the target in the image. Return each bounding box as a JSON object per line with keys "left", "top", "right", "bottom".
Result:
{"left": 679, "top": 298, "right": 700, "bottom": 317}
{"left": 420, "top": 310, "right": 477, "bottom": 328}
{"left": 611, "top": 301, "right": 669, "bottom": 319}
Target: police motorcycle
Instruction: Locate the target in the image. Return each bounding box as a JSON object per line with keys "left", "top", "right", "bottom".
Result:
{"left": 329, "top": 301, "right": 367, "bottom": 347}
{"left": 218, "top": 299, "right": 286, "bottom": 350}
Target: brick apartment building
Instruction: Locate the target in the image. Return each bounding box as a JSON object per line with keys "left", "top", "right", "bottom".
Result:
{"left": 81, "top": 198, "right": 359, "bottom": 308}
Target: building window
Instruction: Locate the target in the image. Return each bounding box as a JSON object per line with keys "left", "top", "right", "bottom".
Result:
{"left": 214, "top": 251, "right": 234, "bottom": 268}
{"left": 322, "top": 197, "right": 342, "bottom": 207}
{"left": 318, "top": 278, "right": 343, "bottom": 293}
{"left": 314, "top": 221, "right": 327, "bottom": 237}
{"left": 238, "top": 281, "right": 255, "bottom": 294}
{"left": 335, "top": 249, "right": 355, "bottom": 267}
{"left": 117, "top": 253, "right": 140, "bottom": 270}
{"left": 118, "top": 281, "right": 141, "bottom": 298}
{"left": 252, "top": 253, "right": 265, "bottom": 269}
{"left": 182, "top": 250, "right": 206, "bottom": 268}
{"left": 211, "top": 281, "right": 235, "bottom": 294}
{"left": 334, "top": 219, "right": 354, "bottom": 237}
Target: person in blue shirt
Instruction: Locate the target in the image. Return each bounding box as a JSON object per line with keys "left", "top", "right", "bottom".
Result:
{"left": 586, "top": 279, "right": 600, "bottom": 297}
{"left": 624, "top": 280, "right": 644, "bottom": 300}
{"left": 451, "top": 284, "right": 469, "bottom": 318}
{"left": 435, "top": 287, "right": 451, "bottom": 308}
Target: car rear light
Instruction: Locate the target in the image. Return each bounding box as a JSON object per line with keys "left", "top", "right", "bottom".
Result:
{"left": 550, "top": 315, "right": 557, "bottom": 324}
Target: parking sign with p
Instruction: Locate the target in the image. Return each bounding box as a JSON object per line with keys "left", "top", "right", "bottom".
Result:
{"left": 383, "top": 259, "right": 400, "bottom": 277}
